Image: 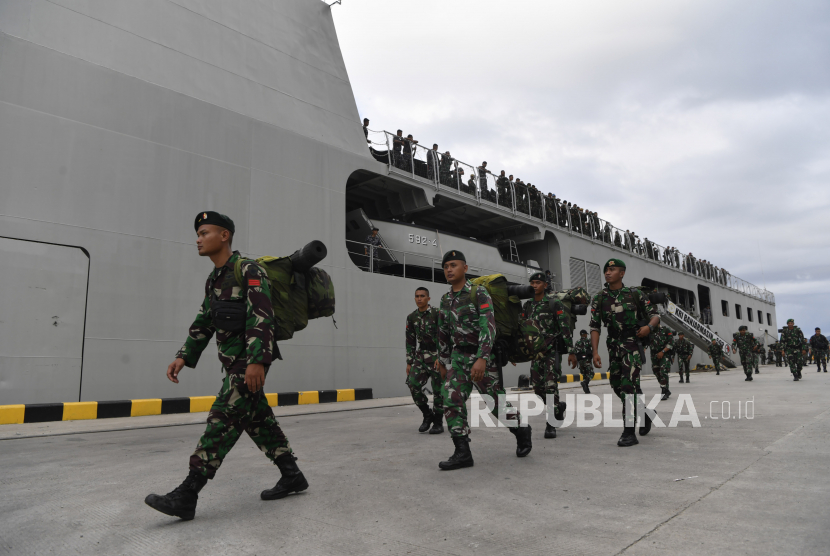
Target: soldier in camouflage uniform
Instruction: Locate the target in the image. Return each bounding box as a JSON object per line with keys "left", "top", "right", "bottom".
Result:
{"left": 649, "top": 325, "right": 674, "bottom": 400}
{"left": 145, "top": 212, "right": 306, "bottom": 522}
{"left": 405, "top": 287, "right": 444, "bottom": 434}
{"left": 707, "top": 338, "right": 723, "bottom": 375}
{"left": 770, "top": 341, "right": 784, "bottom": 367}
{"left": 436, "top": 250, "right": 531, "bottom": 470}
{"left": 810, "top": 327, "right": 828, "bottom": 372}
{"left": 780, "top": 319, "right": 806, "bottom": 381}
{"left": 673, "top": 332, "right": 694, "bottom": 383}
{"left": 731, "top": 326, "right": 758, "bottom": 381}
{"left": 520, "top": 272, "right": 576, "bottom": 439}
{"left": 574, "top": 330, "right": 594, "bottom": 394}
{"left": 589, "top": 259, "right": 660, "bottom": 447}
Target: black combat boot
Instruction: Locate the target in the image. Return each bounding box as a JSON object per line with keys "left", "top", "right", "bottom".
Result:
{"left": 428, "top": 411, "right": 444, "bottom": 434}
{"left": 755, "top": 369, "right": 759, "bottom": 374}
{"left": 554, "top": 401, "right": 567, "bottom": 423}
{"left": 510, "top": 425, "right": 533, "bottom": 457}
{"left": 417, "top": 404, "right": 434, "bottom": 433}
{"left": 639, "top": 410, "right": 654, "bottom": 436}
{"left": 660, "top": 387, "right": 669, "bottom": 401}
{"left": 261, "top": 453, "right": 309, "bottom": 500}
{"left": 439, "top": 436, "right": 474, "bottom": 470}
{"left": 544, "top": 423, "right": 557, "bottom": 439}
{"left": 581, "top": 380, "right": 590, "bottom": 394}
{"left": 617, "top": 427, "right": 639, "bottom": 447}
{"left": 685, "top": 373, "right": 690, "bottom": 383}
{"left": 145, "top": 470, "right": 207, "bottom": 520}
{"left": 793, "top": 374, "right": 799, "bottom": 381}
{"left": 678, "top": 374, "right": 684, "bottom": 384}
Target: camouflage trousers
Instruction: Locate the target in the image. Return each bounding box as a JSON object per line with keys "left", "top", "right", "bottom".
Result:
{"left": 677, "top": 357, "right": 690, "bottom": 375}
{"left": 650, "top": 354, "right": 671, "bottom": 387}
{"left": 577, "top": 360, "right": 594, "bottom": 384}
{"left": 785, "top": 350, "right": 803, "bottom": 376}
{"left": 406, "top": 355, "right": 444, "bottom": 415}
{"left": 711, "top": 356, "right": 721, "bottom": 373}
{"left": 606, "top": 338, "right": 642, "bottom": 420}
{"left": 815, "top": 349, "right": 828, "bottom": 370}
{"left": 190, "top": 371, "right": 291, "bottom": 479}
{"left": 444, "top": 350, "right": 520, "bottom": 438}
{"left": 530, "top": 352, "right": 562, "bottom": 408}
{"left": 738, "top": 350, "right": 754, "bottom": 377}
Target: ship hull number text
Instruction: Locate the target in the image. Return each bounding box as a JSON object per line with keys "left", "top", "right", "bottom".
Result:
{"left": 409, "top": 233, "right": 437, "bottom": 247}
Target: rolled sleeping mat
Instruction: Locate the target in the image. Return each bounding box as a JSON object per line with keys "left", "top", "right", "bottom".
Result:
{"left": 289, "top": 240, "right": 328, "bottom": 272}
{"left": 507, "top": 285, "right": 535, "bottom": 300}
{"left": 572, "top": 304, "right": 589, "bottom": 315}
{"left": 648, "top": 292, "right": 668, "bottom": 304}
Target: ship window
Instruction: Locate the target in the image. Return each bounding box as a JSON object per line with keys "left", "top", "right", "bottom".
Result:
{"left": 569, "top": 258, "right": 602, "bottom": 295}
{"left": 758, "top": 310, "right": 763, "bottom": 324}
{"left": 767, "top": 313, "right": 772, "bottom": 326}
{"left": 585, "top": 263, "right": 602, "bottom": 296}
{"left": 747, "top": 307, "right": 753, "bottom": 322}
{"left": 735, "top": 304, "right": 742, "bottom": 319}
{"left": 721, "top": 300, "right": 729, "bottom": 317}
{"left": 569, "top": 258, "right": 587, "bottom": 290}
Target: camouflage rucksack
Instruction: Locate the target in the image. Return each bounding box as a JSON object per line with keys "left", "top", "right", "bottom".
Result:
{"left": 549, "top": 287, "right": 589, "bottom": 331}
{"left": 232, "top": 248, "right": 335, "bottom": 342}
{"left": 511, "top": 286, "right": 590, "bottom": 363}
{"left": 467, "top": 274, "right": 525, "bottom": 366}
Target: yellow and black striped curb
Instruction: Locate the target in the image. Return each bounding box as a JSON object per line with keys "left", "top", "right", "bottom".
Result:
{"left": 0, "top": 388, "right": 372, "bottom": 425}
{"left": 560, "top": 372, "right": 609, "bottom": 383}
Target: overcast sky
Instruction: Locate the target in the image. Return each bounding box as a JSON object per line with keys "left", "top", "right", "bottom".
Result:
{"left": 332, "top": 0, "right": 830, "bottom": 333}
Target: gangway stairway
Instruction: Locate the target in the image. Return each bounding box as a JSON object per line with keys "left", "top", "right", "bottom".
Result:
{"left": 658, "top": 301, "right": 737, "bottom": 368}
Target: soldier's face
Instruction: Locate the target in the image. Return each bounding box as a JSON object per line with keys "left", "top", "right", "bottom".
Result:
{"left": 581, "top": 333, "right": 587, "bottom": 339}
{"left": 443, "top": 260, "right": 467, "bottom": 284}
{"left": 196, "top": 225, "right": 229, "bottom": 256}
{"left": 414, "top": 291, "right": 429, "bottom": 309}
{"left": 788, "top": 322, "right": 794, "bottom": 329}
{"left": 530, "top": 280, "right": 546, "bottom": 296}
{"left": 604, "top": 267, "right": 624, "bottom": 284}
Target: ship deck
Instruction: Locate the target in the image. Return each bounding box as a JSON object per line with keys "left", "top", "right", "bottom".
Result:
{"left": 1, "top": 366, "right": 827, "bottom": 555}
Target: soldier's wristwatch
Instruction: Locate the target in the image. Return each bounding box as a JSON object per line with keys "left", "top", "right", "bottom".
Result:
{"left": 648, "top": 324, "right": 655, "bottom": 334}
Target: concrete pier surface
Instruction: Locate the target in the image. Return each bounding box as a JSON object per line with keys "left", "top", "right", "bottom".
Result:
{"left": 1, "top": 365, "right": 828, "bottom": 555}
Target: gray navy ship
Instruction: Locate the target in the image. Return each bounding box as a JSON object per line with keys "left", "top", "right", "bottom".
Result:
{"left": 0, "top": 0, "right": 776, "bottom": 405}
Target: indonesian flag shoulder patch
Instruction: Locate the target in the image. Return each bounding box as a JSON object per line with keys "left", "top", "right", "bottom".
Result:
{"left": 480, "top": 303, "right": 490, "bottom": 309}
{"left": 248, "top": 279, "right": 261, "bottom": 287}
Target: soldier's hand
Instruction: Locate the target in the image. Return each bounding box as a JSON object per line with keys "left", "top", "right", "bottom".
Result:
{"left": 471, "top": 358, "right": 487, "bottom": 382}
{"left": 593, "top": 354, "right": 602, "bottom": 369}
{"left": 657, "top": 352, "right": 664, "bottom": 360}
{"left": 437, "top": 362, "right": 448, "bottom": 380}
{"left": 245, "top": 363, "right": 266, "bottom": 393}
{"left": 406, "top": 364, "right": 411, "bottom": 376}
{"left": 636, "top": 326, "right": 650, "bottom": 339}
{"left": 167, "top": 358, "right": 186, "bottom": 384}
{"left": 568, "top": 354, "right": 578, "bottom": 369}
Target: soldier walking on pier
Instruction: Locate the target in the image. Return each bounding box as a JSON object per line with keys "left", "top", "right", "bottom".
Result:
{"left": 650, "top": 325, "right": 674, "bottom": 400}
{"left": 520, "top": 272, "right": 576, "bottom": 439}
{"left": 810, "top": 327, "right": 828, "bottom": 372}
{"left": 674, "top": 332, "right": 694, "bottom": 383}
{"left": 436, "top": 251, "right": 532, "bottom": 470}
{"left": 589, "top": 259, "right": 660, "bottom": 447}
{"left": 707, "top": 338, "right": 723, "bottom": 375}
{"left": 732, "top": 326, "right": 758, "bottom": 381}
{"left": 145, "top": 212, "right": 306, "bottom": 521}
{"left": 780, "top": 319, "right": 806, "bottom": 381}
{"left": 575, "top": 330, "right": 594, "bottom": 394}
{"left": 405, "top": 287, "right": 445, "bottom": 434}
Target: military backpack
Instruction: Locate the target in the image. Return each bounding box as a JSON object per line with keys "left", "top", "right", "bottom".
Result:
{"left": 232, "top": 242, "right": 335, "bottom": 341}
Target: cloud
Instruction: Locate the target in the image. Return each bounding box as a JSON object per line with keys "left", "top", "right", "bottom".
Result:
{"left": 333, "top": 0, "right": 830, "bottom": 329}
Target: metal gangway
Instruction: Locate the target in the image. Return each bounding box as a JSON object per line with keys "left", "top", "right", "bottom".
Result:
{"left": 659, "top": 301, "right": 737, "bottom": 368}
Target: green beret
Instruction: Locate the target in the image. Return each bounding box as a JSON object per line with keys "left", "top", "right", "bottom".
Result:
{"left": 195, "top": 211, "right": 235, "bottom": 234}
{"left": 441, "top": 250, "right": 466, "bottom": 266}
{"left": 529, "top": 271, "right": 546, "bottom": 282}
{"left": 787, "top": 319, "right": 794, "bottom": 323}
{"left": 603, "top": 258, "right": 626, "bottom": 271}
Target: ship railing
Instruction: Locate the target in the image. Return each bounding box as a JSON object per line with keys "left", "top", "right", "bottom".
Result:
{"left": 374, "top": 129, "right": 775, "bottom": 304}
{"left": 346, "top": 240, "right": 533, "bottom": 283}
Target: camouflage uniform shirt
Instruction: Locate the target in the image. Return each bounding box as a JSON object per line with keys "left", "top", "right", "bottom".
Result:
{"left": 438, "top": 281, "right": 496, "bottom": 367}
{"left": 649, "top": 326, "right": 674, "bottom": 358}
{"left": 176, "top": 251, "right": 276, "bottom": 374}
{"left": 732, "top": 332, "right": 757, "bottom": 354}
{"left": 520, "top": 294, "right": 574, "bottom": 358}
{"left": 707, "top": 342, "right": 723, "bottom": 359}
{"left": 780, "top": 326, "right": 805, "bottom": 352}
{"left": 406, "top": 307, "right": 439, "bottom": 366}
{"left": 574, "top": 337, "right": 593, "bottom": 362}
{"left": 674, "top": 337, "right": 694, "bottom": 359}
{"left": 588, "top": 285, "right": 657, "bottom": 339}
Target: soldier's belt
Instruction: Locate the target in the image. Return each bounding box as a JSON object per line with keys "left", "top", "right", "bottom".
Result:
{"left": 453, "top": 345, "right": 479, "bottom": 355}
{"left": 607, "top": 327, "right": 639, "bottom": 340}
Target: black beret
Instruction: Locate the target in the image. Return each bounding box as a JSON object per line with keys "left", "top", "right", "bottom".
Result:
{"left": 195, "top": 211, "right": 235, "bottom": 234}
{"left": 442, "top": 250, "right": 466, "bottom": 265}
{"left": 529, "top": 272, "right": 546, "bottom": 282}
{"left": 580, "top": 330, "right": 587, "bottom": 335}
{"left": 739, "top": 325, "right": 747, "bottom": 331}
